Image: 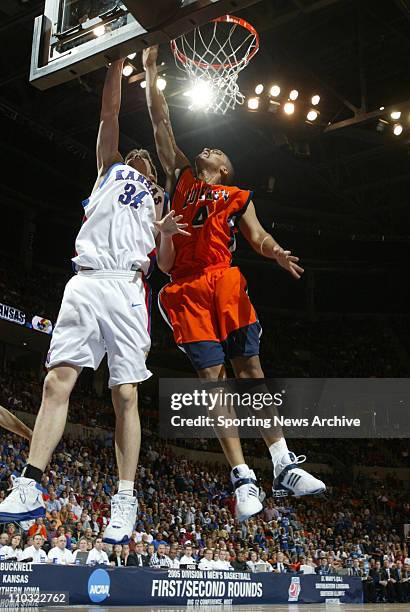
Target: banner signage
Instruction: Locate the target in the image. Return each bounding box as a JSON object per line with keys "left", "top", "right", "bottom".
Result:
{"left": 0, "top": 563, "right": 363, "bottom": 607}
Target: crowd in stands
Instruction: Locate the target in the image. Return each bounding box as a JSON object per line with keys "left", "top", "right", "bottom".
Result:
{"left": 0, "top": 428, "right": 409, "bottom": 603}
{"left": 0, "top": 252, "right": 409, "bottom": 378}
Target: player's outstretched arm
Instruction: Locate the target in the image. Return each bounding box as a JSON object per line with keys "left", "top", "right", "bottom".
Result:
{"left": 239, "top": 201, "right": 304, "bottom": 280}
{"left": 143, "top": 46, "right": 190, "bottom": 188}
{"left": 0, "top": 405, "right": 32, "bottom": 441}
{"left": 94, "top": 59, "right": 125, "bottom": 191}
{"left": 155, "top": 210, "right": 191, "bottom": 273}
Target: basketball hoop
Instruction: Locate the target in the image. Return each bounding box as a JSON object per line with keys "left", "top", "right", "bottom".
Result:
{"left": 171, "top": 15, "right": 259, "bottom": 114}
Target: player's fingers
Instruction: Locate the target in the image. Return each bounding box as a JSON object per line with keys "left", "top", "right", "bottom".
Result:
{"left": 292, "top": 263, "right": 304, "bottom": 275}
{"left": 283, "top": 250, "right": 291, "bottom": 256}
{"left": 174, "top": 214, "right": 184, "bottom": 221}
{"left": 176, "top": 223, "right": 189, "bottom": 228}
{"left": 288, "top": 256, "right": 299, "bottom": 262}
{"left": 178, "top": 229, "right": 191, "bottom": 236}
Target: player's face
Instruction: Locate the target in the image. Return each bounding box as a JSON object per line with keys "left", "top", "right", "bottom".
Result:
{"left": 195, "top": 147, "right": 228, "bottom": 180}
{"left": 126, "top": 153, "right": 155, "bottom": 181}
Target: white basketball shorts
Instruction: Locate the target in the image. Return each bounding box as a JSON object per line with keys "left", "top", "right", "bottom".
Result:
{"left": 46, "top": 270, "right": 152, "bottom": 387}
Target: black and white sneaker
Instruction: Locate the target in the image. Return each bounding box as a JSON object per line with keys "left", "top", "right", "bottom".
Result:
{"left": 273, "top": 452, "right": 326, "bottom": 498}
{"left": 232, "top": 468, "right": 263, "bottom": 522}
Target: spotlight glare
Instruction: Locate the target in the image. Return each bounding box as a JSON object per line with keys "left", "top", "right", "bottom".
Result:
{"left": 270, "top": 85, "right": 281, "bottom": 97}
{"left": 93, "top": 25, "right": 105, "bottom": 37}
{"left": 255, "top": 83, "right": 264, "bottom": 95}
{"left": 307, "top": 109, "right": 318, "bottom": 121}
{"left": 127, "top": 52, "right": 136, "bottom": 60}
{"left": 311, "top": 94, "right": 320, "bottom": 106}
{"left": 187, "top": 81, "right": 214, "bottom": 110}
{"left": 379, "top": 106, "right": 385, "bottom": 111}
{"left": 157, "top": 77, "right": 167, "bottom": 91}
{"left": 393, "top": 123, "right": 403, "bottom": 136}
{"left": 122, "top": 64, "right": 134, "bottom": 77}
{"left": 289, "top": 89, "right": 299, "bottom": 101}
{"left": 140, "top": 80, "right": 146, "bottom": 89}
{"left": 390, "top": 111, "right": 401, "bottom": 120}
{"left": 284, "top": 102, "right": 295, "bottom": 115}
{"left": 247, "top": 97, "right": 259, "bottom": 111}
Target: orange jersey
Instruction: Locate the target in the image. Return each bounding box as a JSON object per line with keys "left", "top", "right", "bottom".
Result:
{"left": 170, "top": 167, "right": 252, "bottom": 279}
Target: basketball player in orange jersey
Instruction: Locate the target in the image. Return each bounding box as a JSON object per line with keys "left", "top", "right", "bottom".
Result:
{"left": 144, "top": 46, "right": 325, "bottom": 521}
{"left": 0, "top": 406, "right": 32, "bottom": 440}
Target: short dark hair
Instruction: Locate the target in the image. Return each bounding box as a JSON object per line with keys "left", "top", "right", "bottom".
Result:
{"left": 125, "top": 148, "right": 158, "bottom": 182}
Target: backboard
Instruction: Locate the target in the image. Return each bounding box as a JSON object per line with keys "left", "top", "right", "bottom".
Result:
{"left": 30, "top": 0, "right": 261, "bottom": 90}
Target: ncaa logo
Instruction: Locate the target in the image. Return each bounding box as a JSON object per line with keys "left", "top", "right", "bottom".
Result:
{"left": 288, "top": 576, "right": 301, "bottom": 602}
{"left": 88, "top": 568, "right": 110, "bottom": 603}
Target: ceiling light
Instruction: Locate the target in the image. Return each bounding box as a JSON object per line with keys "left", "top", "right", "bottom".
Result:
{"left": 140, "top": 80, "right": 146, "bottom": 88}
{"left": 393, "top": 123, "right": 403, "bottom": 136}
{"left": 255, "top": 84, "right": 264, "bottom": 95}
{"left": 157, "top": 77, "right": 167, "bottom": 91}
{"left": 289, "top": 89, "right": 299, "bottom": 101}
{"left": 247, "top": 97, "right": 259, "bottom": 110}
{"left": 284, "top": 102, "right": 295, "bottom": 115}
{"left": 307, "top": 110, "right": 318, "bottom": 121}
{"left": 311, "top": 94, "right": 320, "bottom": 106}
{"left": 122, "top": 64, "right": 134, "bottom": 77}
{"left": 270, "top": 85, "right": 281, "bottom": 97}
{"left": 390, "top": 111, "right": 401, "bottom": 120}
{"left": 187, "top": 81, "right": 214, "bottom": 110}
{"left": 127, "top": 52, "right": 136, "bottom": 60}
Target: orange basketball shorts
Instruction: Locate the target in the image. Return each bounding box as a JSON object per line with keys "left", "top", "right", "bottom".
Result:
{"left": 158, "top": 265, "right": 261, "bottom": 370}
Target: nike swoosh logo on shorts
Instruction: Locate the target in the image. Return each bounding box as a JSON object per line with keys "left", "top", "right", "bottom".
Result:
{"left": 131, "top": 303, "right": 142, "bottom": 307}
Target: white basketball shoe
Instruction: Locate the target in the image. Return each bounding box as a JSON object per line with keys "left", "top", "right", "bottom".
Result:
{"left": 102, "top": 492, "right": 138, "bottom": 544}
{"left": 0, "top": 476, "right": 45, "bottom": 522}
{"left": 231, "top": 466, "right": 263, "bottom": 522}
{"left": 272, "top": 452, "right": 326, "bottom": 497}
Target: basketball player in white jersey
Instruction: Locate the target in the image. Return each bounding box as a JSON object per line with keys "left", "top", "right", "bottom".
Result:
{"left": 0, "top": 58, "right": 188, "bottom": 543}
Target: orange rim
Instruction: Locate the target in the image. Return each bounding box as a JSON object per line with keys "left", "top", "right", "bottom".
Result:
{"left": 170, "top": 14, "right": 259, "bottom": 70}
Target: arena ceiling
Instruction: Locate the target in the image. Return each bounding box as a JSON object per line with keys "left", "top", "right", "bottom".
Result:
{"left": 0, "top": 0, "right": 409, "bottom": 268}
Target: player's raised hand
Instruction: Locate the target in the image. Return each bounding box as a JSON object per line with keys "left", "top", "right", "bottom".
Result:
{"left": 142, "top": 45, "right": 159, "bottom": 69}
{"left": 273, "top": 245, "right": 304, "bottom": 280}
{"left": 155, "top": 210, "right": 191, "bottom": 237}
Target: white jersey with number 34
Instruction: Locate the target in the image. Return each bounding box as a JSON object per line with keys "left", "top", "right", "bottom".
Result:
{"left": 72, "top": 163, "right": 165, "bottom": 274}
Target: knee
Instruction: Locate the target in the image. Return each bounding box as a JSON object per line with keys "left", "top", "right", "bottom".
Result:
{"left": 43, "top": 368, "right": 75, "bottom": 401}
{"left": 112, "top": 384, "right": 137, "bottom": 409}
{"left": 236, "top": 364, "right": 264, "bottom": 378}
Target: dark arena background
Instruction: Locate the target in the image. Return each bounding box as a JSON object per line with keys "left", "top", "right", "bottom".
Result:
{"left": 0, "top": 0, "right": 409, "bottom": 610}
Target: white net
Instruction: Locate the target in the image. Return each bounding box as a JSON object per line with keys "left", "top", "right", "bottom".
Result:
{"left": 171, "top": 15, "right": 259, "bottom": 114}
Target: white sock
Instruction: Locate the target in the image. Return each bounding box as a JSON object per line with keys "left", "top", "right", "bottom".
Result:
{"left": 230, "top": 464, "right": 250, "bottom": 483}
{"left": 269, "top": 438, "right": 289, "bottom": 466}
{"left": 118, "top": 480, "right": 134, "bottom": 495}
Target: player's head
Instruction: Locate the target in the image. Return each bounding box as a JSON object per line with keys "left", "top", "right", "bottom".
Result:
{"left": 195, "top": 148, "right": 234, "bottom": 185}
{"left": 125, "top": 148, "right": 157, "bottom": 182}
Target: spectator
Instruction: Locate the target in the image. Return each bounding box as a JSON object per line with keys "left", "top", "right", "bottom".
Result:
{"left": 21, "top": 534, "right": 47, "bottom": 564}
{"left": 213, "top": 549, "right": 233, "bottom": 571}
{"left": 168, "top": 545, "right": 180, "bottom": 569}
{"left": 132, "top": 542, "right": 148, "bottom": 567}
{"left": 28, "top": 517, "right": 47, "bottom": 540}
{"left": 109, "top": 544, "right": 125, "bottom": 567}
{"left": 231, "top": 550, "right": 249, "bottom": 572}
{"left": 150, "top": 543, "right": 172, "bottom": 568}
{"left": 179, "top": 543, "right": 197, "bottom": 569}
{"left": 1, "top": 534, "right": 23, "bottom": 561}
{"left": 86, "top": 537, "right": 109, "bottom": 565}
{"left": 47, "top": 535, "right": 74, "bottom": 565}
{"left": 300, "top": 555, "right": 316, "bottom": 575}
{"left": 72, "top": 538, "right": 89, "bottom": 565}
{"left": 198, "top": 548, "right": 215, "bottom": 570}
